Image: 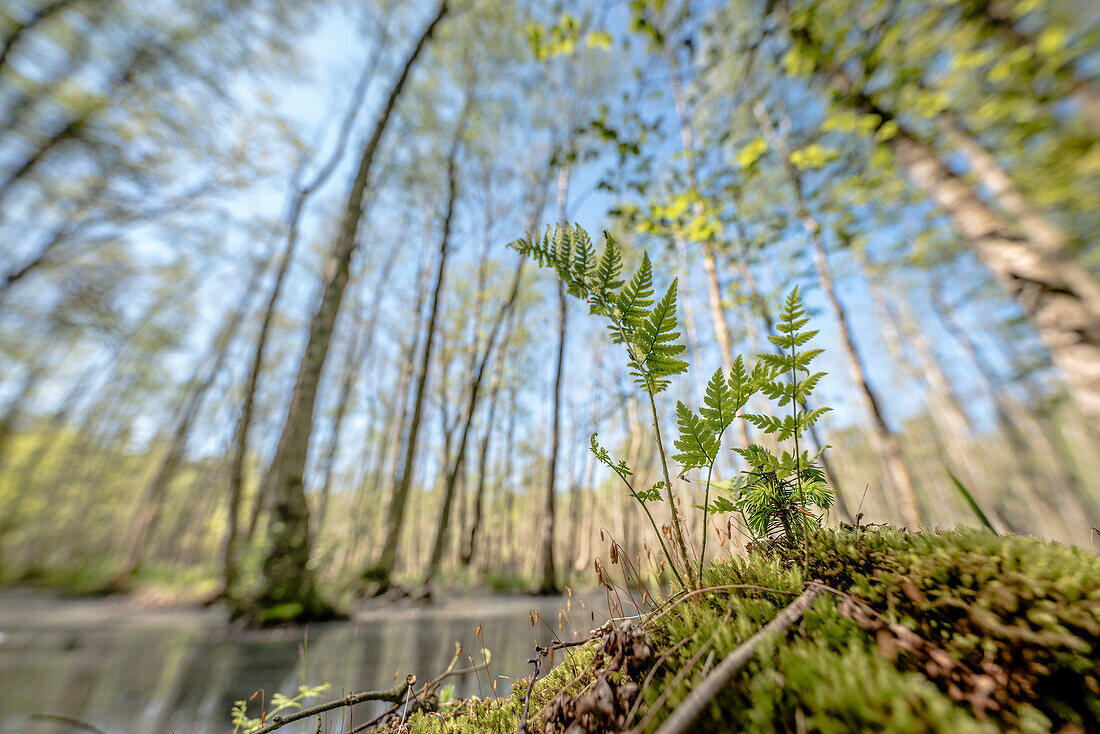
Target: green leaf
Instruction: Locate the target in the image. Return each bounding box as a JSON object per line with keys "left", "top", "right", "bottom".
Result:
{"left": 631, "top": 482, "right": 664, "bottom": 503}
{"left": 633, "top": 278, "right": 687, "bottom": 393}
{"left": 736, "top": 138, "right": 768, "bottom": 169}
{"left": 593, "top": 232, "right": 624, "bottom": 298}
{"left": 614, "top": 251, "right": 655, "bottom": 344}
{"left": 946, "top": 466, "right": 997, "bottom": 534}
{"left": 700, "top": 367, "right": 736, "bottom": 432}
{"left": 673, "top": 401, "right": 720, "bottom": 472}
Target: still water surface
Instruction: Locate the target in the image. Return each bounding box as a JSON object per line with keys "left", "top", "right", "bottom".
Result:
{"left": 0, "top": 588, "right": 610, "bottom": 733}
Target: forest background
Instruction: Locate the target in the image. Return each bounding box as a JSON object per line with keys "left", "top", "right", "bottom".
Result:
{"left": 0, "top": 0, "right": 1098, "bottom": 621}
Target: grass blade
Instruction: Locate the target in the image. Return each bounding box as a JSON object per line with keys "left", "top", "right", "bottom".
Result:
{"left": 945, "top": 466, "right": 997, "bottom": 535}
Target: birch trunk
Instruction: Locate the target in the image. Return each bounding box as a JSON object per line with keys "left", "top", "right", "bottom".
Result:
{"left": 249, "top": 2, "right": 447, "bottom": 621}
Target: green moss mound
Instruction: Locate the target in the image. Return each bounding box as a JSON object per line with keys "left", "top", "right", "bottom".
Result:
{"left": 406, "top": 527, "right": 1099, "bottom": 733}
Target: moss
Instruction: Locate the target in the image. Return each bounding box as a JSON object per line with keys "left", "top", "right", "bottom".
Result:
{"left": 412, "top": 528, "right": 1100, "bottom": 733}
{"left": 406, "top": 645, "right": 597, "bottom": 733}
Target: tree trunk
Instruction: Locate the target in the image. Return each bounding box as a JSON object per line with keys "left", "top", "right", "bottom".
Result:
{"left": 422, "top": 249, "right": 523, "bottom": 587}
{"left": 458, "top": 168, "right": 547, "bottom": 568}
{"left": 457, "top": 343, "right": 504, "bottom": 568}
{"left": 891, "top": 127, "right": 1100, "bottom": 421}
{"left": 815, "top": 245, "right": 922, "bottom": 528}
{"left": 313, "top": 215, "right": 394, "bottom": 534}
{"left": 221, "top": 27, "right": 391, "bottom": 602}
{"left": 366, "top": 214, "right": 451, "bottom": 592}
{"left": 573, "top": 344, "right": 603, "bottom": 571}
{"left": 362, "top": 64, "right": 464, "bottom": 594}
{"left": 928, "top": 284, "right": 1096, "bottom": 521}
{"left": 665, "top": 54, "right": 752, "bottom": 451}
{"left": 849, "top": 246, "right": 1018, "bottom": 530}
{"left": 777, "top": 0, "right": 1100, "bottom": 423}
{"left": 537, "top": 166, "right": 570, "bottom": 595}
{"left": 247, "top": 2, "right": 447, "bottom": 622}
{"left": 339, "top": 238, "right": 432, "bottom": 573}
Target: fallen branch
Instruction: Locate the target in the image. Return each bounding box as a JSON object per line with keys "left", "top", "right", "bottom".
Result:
{"left": 515, "top": 653, "right": 543, "bottom": 734}
{"left": 649, "top": 582, "right": 822, "bottom": 734}
{"left": 341, "top": 644, "right": 494, "bottom": 734}
{"left": 251, "top": 676, "right": 415, "bottom": 734}
{"left": 632, "top": 595, "right": 738, "bottom": 732}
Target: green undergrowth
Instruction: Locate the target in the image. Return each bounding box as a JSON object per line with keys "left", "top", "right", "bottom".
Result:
{"left": 2, "top": 557, "right": 218, "bottom": 599}
{"left": 406, "top": 527, "right": 1100, "bottom": 733}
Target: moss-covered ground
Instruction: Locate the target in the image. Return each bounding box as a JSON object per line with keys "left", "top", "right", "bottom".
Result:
{"left": 405, "top": 527, "right": 1100, "bottom": 733}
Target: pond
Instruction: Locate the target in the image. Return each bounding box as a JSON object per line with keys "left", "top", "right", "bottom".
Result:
{"left": 0, "top": 588, "right": 615, "bottom": 733}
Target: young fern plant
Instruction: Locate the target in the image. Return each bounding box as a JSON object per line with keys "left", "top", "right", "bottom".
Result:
{"left": 511, "top": 225, "right": 835, "bottom": 586}
{"left": 733, "top": 287, "right": 834, "bottom": 546}
{"left": 510, "top": 224, "right": 696, "bottom": 586}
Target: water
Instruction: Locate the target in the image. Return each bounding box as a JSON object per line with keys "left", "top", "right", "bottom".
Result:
{"left": 0, "top": 588, "right": 610, "bottom": 733}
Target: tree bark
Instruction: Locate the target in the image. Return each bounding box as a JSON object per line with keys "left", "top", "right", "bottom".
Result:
{"left": 928, "top": 284, "right": 1096, "bottom": 520}
{"left": 422, "top": 246, "right": 524, "bottom": 588}
{"left": 665, "top": 51, "right": 752, "bottom": 451}
{"left": 248, "top": 1, "right": 447, "bottom": 622}
{"left": 457, "top": 336, "right": 505, "bottom": 568}
{"left": 313, "top": 211, "right": 393, "bottom": 534}
{"left": 240, "top": 27, "right": 389, "bottom": 544}
{"left": 362, "top": 56, "right": 462, "bottom": 593}
{"left": 776, "top": 0, "right": 1100, "bottom": 423}
{"left": 338, "top": 238, "right": 431, "bottom": 575}
{"left": 891, "top": 127, "right": 1100, "bottom": 421}
{"left": 537, "top": 165, "right": 571, "bottom": 595}
{"left": 778, "top": 4, "right": 1100, "bottom": 424}
{"left": 222, "top": 27, "right": 390, "bottom": 602}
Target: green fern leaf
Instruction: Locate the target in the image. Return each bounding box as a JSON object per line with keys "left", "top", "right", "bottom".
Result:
{"left": 673, "top": 401, "right": 720, "bottom": 471}
{"left": 700, "top": 367, "right": 737, "bottom": 432}
{"left": 614, "top": 251, "right": 654, "bottom": 344}
{"left": 633, "top": 279, "right": 687, "bottom": 392}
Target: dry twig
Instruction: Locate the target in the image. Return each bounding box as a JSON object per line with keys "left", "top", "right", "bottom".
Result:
{"left": 648, "top": 582, "right": 822, "bottom": 734}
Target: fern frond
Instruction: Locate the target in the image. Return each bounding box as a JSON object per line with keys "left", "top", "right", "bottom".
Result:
{"left": 614, "top": 251, "right": 654, "bottom": 344}
{"left": 567, "top": 226, "right": 596, "bottom": 296}
{"left": 673, "top": 401, "right": 720, "bottom": 472}
{"left": 633, "top": 279, "right": 687, "bottom": 393}
{"left": 508, "top": 225, "right": 557, "bottom": 267}
{"left": 595, "top": 232, "right": 624, "bottom": 290}
{"left": 699, "top": 367, "right": 737, "bottom": 432}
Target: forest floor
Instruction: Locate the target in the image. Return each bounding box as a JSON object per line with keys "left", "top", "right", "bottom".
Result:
{"left": 399, "top": 526, "right": 1100, "bottom": 734}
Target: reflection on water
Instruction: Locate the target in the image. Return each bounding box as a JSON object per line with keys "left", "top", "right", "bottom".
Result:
{"left": 0, "top": 589, "right": 610, "bottom": 733}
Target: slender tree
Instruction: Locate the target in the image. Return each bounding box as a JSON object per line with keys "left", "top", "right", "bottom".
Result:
{"left": 773, "top": 0, "right": 1100, "bottom": 422}
{"left": 220, "top": 26, "right": 391, "bottom": 602}
{"left": 246, "top": 1, "right": 448, "bottom": 622}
